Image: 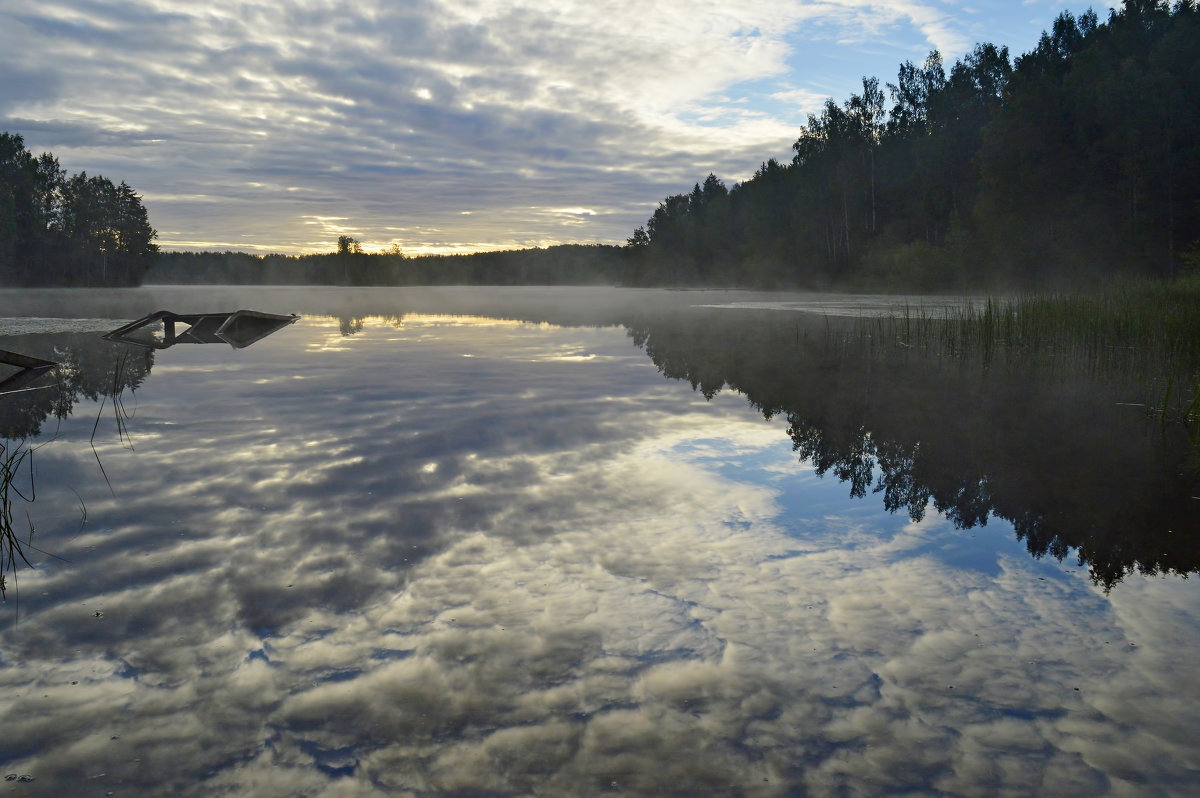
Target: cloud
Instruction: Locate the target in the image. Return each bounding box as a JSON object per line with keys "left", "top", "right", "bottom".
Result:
{"left": 0, "top": 0, "right": 1081, "bottom": 254}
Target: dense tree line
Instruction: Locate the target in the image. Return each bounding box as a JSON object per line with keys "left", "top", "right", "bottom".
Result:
{"left": 146, "top": 243, "right": 627, "bottom": 286}
{"left": 626, "top": 1, "right": 1200, "bottom": 288}
{"left": 0, "top": 133, "right": 158, "bottom": 286}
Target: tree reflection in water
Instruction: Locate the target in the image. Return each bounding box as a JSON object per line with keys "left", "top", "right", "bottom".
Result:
{"left": 625, "top": 306, "right": 1200, "bottom": 590}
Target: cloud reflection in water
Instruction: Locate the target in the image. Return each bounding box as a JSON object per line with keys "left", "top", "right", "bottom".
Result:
{"left": 0, "top": 314, "right": 1197, "bottom": 796}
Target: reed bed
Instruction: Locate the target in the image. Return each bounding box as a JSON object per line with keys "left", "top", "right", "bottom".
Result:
{"left": 835, "top": 277, "right": 1200, "bottom": 422}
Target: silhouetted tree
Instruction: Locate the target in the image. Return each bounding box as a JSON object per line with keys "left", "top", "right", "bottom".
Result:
{"left": 0, "top": 133, "right": 157, "bottom": 286}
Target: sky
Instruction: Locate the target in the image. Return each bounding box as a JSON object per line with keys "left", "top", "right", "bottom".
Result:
{"left": 1, "top": 1, "right": 1118, "bottom": 256}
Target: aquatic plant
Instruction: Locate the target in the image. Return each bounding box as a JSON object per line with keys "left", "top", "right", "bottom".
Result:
{"left": 0, "top": 438, "right": 36, "bottom": 601}
{"left": 846, "top": 277, "right": 1200, "bottom": 421}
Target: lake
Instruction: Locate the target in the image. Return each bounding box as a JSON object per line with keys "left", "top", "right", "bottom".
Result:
{"left": 1, "top": 286, "right": 1197, "bottom": 796}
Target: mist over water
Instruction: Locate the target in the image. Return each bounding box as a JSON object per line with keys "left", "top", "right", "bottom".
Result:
{"left": 0, "top": 285, "right": 992, "bottom": 326}
{"left": 0, "top": 287, "right": 1196, "bottom": 796}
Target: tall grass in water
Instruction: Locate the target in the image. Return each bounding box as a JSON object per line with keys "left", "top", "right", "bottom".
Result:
{"left": 844, "top": 278, "right": 1200, "bottom": 422}
{"left": 1, "top": 439, "right": 36, "bottom": 602}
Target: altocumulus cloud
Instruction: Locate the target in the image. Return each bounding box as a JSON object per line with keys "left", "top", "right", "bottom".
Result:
{"left": 0, "top": 0, "right": 1094, "bottom": 255}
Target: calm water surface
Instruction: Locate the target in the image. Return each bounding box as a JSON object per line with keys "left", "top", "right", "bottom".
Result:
{"left": 0, "top": 287, "right": 1197, "bottom": 796}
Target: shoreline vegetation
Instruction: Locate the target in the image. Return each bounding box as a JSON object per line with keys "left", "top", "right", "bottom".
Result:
{"left": 847, "top": 277, "right": 1200, "bottom": 427}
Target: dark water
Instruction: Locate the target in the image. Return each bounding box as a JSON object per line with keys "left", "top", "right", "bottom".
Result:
{"left": 0, "top": 287, "right": 1197, "bottom": 796}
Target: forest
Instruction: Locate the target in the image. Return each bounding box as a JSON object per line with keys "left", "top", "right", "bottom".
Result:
{"left": 626, "top": 0, "right": 1200, "bottom": 288}
{"left": 0, "top": 133, "right": 158, "bottom": 286}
